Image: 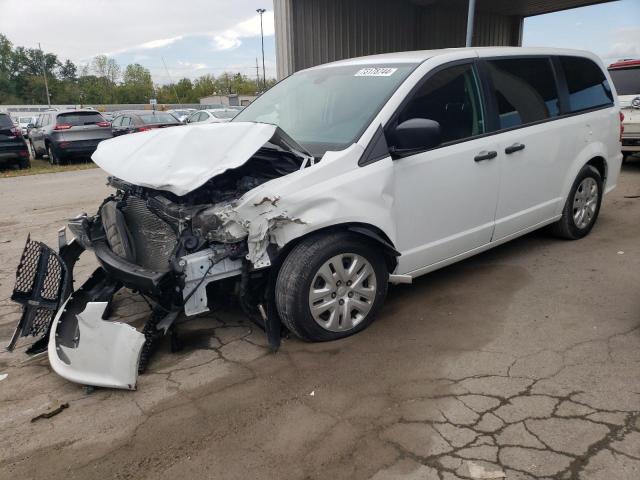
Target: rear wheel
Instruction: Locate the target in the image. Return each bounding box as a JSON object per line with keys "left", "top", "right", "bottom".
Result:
{"left": 275, "top": 232, "right": 388, "bottom": 342}
{"left": 47, "top": 144, "right": 61, "bottom": 165}
{"left": 550, "top": 164, "right": 603, "bottom": 240}
{"left": 30, "top": 140, "right": 42, "bottom": 159}
{"left": 18, "top": 157, "right": 31, "bottom": 169}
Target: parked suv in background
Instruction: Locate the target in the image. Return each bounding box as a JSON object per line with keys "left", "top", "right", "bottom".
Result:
{"left": 0, "top": 113, "right": 30, "bottom": 169}
{"left": 185, "top": 108, "right": 238, "bottom": 123}
{"left": 29, "top": 109, "right": 112, "bottom": 164}
{"left": 609, "top": 59, "right": 640, "bottom": 160}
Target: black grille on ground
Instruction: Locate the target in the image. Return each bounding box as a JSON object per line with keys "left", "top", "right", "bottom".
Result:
{"left": 121, "top": 196, "right": 178, "bottom": 272}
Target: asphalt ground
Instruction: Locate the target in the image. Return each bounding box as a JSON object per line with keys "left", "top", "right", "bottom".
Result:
{"left": 0, "top": 163, "right": 639, "bottom": 479}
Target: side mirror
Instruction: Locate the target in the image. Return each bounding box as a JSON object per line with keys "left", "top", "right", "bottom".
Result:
{"left": 388, "top": 118, "right": 441, "bottom": 157}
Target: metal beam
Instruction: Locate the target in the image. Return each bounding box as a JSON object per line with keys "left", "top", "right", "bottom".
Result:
{"left": 465, "top": 0, "right": 476, "bottom": 47}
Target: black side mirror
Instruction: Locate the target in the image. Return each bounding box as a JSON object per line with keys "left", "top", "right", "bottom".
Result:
{"left": 388, "top": 118, "right": 441, "bottom": 158}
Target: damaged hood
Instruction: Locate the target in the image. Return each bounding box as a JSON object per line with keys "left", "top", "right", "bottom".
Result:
{"left": 92, "top": 122, "right": 278, "bottom": 196}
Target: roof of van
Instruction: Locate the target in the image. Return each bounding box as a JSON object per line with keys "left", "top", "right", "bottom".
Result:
{"left": 307, "top": 47, "right": 600, "bottom": 69}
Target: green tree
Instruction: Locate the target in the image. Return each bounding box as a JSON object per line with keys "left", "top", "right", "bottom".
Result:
{"left": 119, "top": 63, "right": 154, "bottom": 103}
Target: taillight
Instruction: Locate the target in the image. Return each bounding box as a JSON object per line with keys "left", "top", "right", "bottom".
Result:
{"left": 619, "top": 111, "right": 624, "bottom": 142}
{"left": 97, "top": 121, "right": 110, "bottom": 127}
{"left": 54, "top": 123, "right": 72, "bottom": 130}
{"left": 136, "top": 126, "right": 157, "bottom": 132}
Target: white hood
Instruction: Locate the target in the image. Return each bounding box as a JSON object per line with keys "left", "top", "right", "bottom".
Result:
{"left": 92, "top": 122, "right": 277, "bottom": 196}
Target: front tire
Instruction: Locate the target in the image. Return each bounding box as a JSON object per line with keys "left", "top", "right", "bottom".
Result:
{"left": 550, "top": 165, "right": 603, "bottom": 240}
{"left": 275, "top": 232, "right": 388, "bottom": 342}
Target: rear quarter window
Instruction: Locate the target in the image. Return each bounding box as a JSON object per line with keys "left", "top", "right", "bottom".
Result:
{"left": 559, "top": 56, "right": 613, "bottom": 113}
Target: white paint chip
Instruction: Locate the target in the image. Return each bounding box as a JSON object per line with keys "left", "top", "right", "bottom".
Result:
{"left": 0, "top": 373, "right": 7, "bottom": 382}
{"left": 617, "top": 251, "right": 624, "bottom": 255}
{"left": 309, "top": 391, "right": 315, "bottom": 396}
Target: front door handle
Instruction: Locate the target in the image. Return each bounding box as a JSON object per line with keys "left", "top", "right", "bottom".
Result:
{"left": 505, "top": 143, "right": 525, "bottom": 154}
{"left": 474, "top": 150, "right": 497, "bottom": 162}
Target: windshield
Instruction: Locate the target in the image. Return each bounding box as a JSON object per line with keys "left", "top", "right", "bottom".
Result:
{"left": 609, "top": 67, "right": 640, "bottom": 96}
{"left": 211, "top": 110, "right": 237, "bottom": 119}
{"left": 140, "top": 113, "right": 180, "bottom": 124}
{"left": 234, "top": 63, "right": 417, "bottom": 156}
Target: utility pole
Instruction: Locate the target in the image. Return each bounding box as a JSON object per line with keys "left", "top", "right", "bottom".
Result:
{"left": 255, "top": 57, "right": 260, "bottom": 92}
{"left": 38, "top": 43, "right": 51, "bottom": 107}
{"left": 256, "top": 8, "right": 266, "bottom": 90}
{"left": 162, "top": 56, "right": 182, "bottom": 105}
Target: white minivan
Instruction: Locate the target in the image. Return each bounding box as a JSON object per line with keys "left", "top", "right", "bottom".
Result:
{"left": 11, "top": 47, "right": 623, "bottom": 389}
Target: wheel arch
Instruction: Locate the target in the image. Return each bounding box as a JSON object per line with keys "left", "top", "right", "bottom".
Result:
{"left": 272, "top": 222, "right": 399, "bottom": 274}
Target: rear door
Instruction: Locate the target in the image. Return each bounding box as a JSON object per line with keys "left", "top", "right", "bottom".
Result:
{"left": 482, "top": 56, "right": 569, "bottom": 240}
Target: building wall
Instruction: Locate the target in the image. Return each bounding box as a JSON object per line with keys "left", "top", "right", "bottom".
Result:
{"left": 274, "top": 0, "right": 524, "bottom": 78}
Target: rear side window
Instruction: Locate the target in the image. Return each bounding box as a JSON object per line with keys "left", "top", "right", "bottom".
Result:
{"left": 57, "top": 112, "right": 105, "bottom": 126}
{"left": 486, "top": 57, "right": 559, "bottom": 129}
{"left": 0, "top": 114, "right": 13, "bottom": 128}
{"left": 560, "top": 56, "right": 613, "bottom": 112}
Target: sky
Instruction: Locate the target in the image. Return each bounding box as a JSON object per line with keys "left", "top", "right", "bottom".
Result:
{"left": 0, "top": 0, "right": 638, "bottom": 85}
{"left": 522, "top": 0, "right": 639, "bottom": 65}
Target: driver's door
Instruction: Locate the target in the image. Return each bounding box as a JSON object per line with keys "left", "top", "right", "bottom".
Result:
{"left": 391, "top": 62, "right": 501, "bottom": 274}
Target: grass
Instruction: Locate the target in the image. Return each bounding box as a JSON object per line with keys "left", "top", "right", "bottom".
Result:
{"left": 0, "top": 157, "right": 98, "bottom": 178}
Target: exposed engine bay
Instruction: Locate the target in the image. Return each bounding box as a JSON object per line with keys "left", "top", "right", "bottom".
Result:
{"left": 9, "top": 123, "right": 316, "bottom": 390}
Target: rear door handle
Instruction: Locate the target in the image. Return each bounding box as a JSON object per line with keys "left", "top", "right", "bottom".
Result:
{"left": 505, "top": 143, "right": 525, "bottom": 154}
{"left": 474, "top": 150, "right": 497, "bottom": 162}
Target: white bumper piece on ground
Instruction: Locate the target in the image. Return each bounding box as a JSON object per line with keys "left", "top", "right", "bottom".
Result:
{"left": 48, "top": 300, "right": 146, "bottom": 390}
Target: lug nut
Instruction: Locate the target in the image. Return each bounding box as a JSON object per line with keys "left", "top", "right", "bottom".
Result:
{"left": 348, "top": 292, "right": 353, "bottom": 298}
{"left": 336, "top": 281, "right": 342, "bottom": 286}
{"left": 339, "top": 299, "right": 344, "bottom": 305}
{"left": 331, "top": 293, "right": 336, "bottom": 298}
{"left": 346, "top": 281, "right": 352, "bottom": 286}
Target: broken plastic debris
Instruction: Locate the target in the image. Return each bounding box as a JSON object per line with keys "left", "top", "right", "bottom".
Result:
{"left": 309, "top": 391, "right": 315, "bottom": 397}
{"left": 0, "top": 373, "right": 7, "bottom": 382}
{"left": 466, "top": 461, "right": 506, "bottom": 479}
{"left": 31, "top": 402, "right": 69, "bottom": 422}
{"left": 617, "top": 251, "right": 624, "bottom": 255}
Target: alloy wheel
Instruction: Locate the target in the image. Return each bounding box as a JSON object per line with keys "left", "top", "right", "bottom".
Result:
{"left": 308, "top": 253, "right": 377, "bottom": 332}
{"left": 573, "top": 177, "right": 598, "bottom": 229}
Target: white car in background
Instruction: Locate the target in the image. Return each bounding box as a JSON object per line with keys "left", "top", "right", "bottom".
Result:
{"left": 15, "top": 116, "right": 37, "bottom": 137}
{"left": 185, "top": 108, "right": 238, "bottom": 124}
{"left": 608, "top": 59, "right": 640, "bottom": 160}
{"left": 166, "top": 108, "right": 196, "bottom": 122}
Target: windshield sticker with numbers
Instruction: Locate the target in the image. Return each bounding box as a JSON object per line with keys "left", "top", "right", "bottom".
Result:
{"left": 354, "top": 67, "right": 398, "bottom": 77}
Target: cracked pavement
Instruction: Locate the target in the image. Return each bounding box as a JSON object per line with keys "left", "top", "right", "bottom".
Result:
{"left": 0, "top": 164, "right": 639, "bottom": 479}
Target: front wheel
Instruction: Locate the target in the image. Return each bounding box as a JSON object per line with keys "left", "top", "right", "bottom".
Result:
{"left": 550, "top": 165, "right": 603, "bottom": 240}
{"left": 275, "top": 232, "right": 389, "bottom": 342}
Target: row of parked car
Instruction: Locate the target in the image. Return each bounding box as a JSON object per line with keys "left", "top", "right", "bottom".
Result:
{"left": 0, "top": 106, "right": 244, "bottom": 169}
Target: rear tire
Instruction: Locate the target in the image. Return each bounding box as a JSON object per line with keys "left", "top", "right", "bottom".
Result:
{"left": 550, "top": 164, "right": 603, "bottom": 240}
{"left": 18, "top": 157, "right": 31, "bottom": 169}
{"left": 47, "top": 144, "right": 60, "bottom": 165}
{"left": 30, "top": 141, "right": 42, "bottom": 159}
{"left": 275, "top": 232, "right": 388, "bottom": 342}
